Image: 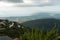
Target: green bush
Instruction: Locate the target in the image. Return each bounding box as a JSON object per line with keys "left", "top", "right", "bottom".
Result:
{"left": 0, "top": 24, "right": 58, "bottom": 40}
{"left": 19, "top": 25, "right": 58, "bottom": 40}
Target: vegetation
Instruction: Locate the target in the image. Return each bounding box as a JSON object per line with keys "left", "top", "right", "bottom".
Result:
{"left": 0, "top": 19, "right": 59, "bottom": 40}
{"left": 19, "top": 25, "right": 58, "bottom": 40}
{"left": 0, "top": 24, "right": 58, "bottom": 40}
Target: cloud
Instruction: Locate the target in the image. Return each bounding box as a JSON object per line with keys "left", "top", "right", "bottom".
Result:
{"left": 0, "top": 0, "right": 60, "bottom": 17}
{"left": 0, "top": 0, "right": 23, "bottom": 3}
{"left": 0, "top": 0, "right": 60, "bottom": 7}
{"left": 14, "top": 0, "right": 60, "bottom": 7}
{"left": 14, "top": 0, "right": 53, "bottom": 7}
{"left": 0, "top": 1, "right": 15, "bottom": 7}
{"left": 7, "top": 0, "right": 23, "bottom": 3}
{"left": 0, "top": 5, "right": 60, "bottom": 17}
{"left": 14, "top": 3, "right": 53, "bottom": 7}
{"left": 50, "top": 0, "right": 60, "bottom": 5}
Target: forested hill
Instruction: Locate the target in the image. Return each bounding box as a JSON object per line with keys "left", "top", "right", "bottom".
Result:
{"left": 0, "top": 19, "right": 30, "bottom": 39}
{"left": 22, "top": 18, "right": 60, "bottom": 33}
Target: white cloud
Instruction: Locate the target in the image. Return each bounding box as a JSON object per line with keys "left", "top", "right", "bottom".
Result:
{"left": 23, "top": 0, "right": 49, "bottom": 4}
{"left": 15, "top": 0, "right": 51, "bottom": 6}
{"left": 0, "top": 5, "right": 60, "bottom": 17}
{"left": 0, "top": 1, "right": 15, "bottom": 7}
{"left": 0, "top": 0, "right": 59, "bottom": 7}
{"left": 0, "top": 0, "right": 60, "bottom": 17}
{"left": 0, "top": 0, "right": 23, "bottom": 3}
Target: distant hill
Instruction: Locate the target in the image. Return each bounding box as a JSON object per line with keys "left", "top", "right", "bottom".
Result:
{"left": 53, "top": 14, "right": 60, "bottom": 19}
{"left": 0, "top": 13, "right": 53, "bottom": 23}
{"left": 22, "top": 18, "right": 60, "bottom": 34}
{"left": 0, "top": 17, "right": 31, "bottom": 23}
{"left": 0, "top": 13, "right": 60, "bottom": 23}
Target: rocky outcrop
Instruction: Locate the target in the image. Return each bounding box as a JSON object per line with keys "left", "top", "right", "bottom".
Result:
{"left": 0, "top": 19, "right": 27, "bottom": 39}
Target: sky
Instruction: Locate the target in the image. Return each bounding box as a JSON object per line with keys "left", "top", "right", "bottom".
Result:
{"left": 0, "top": 0, "right": 60, "bottom": 17}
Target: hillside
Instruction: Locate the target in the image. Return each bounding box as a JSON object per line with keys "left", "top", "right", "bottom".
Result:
{"left": 0, "top": 19, "right": 31, "bottom": 39}
{"left": 22, "top": 18, "right": 60, "bottom": 33}
{"left": 0, "top": 13, "right": 52, "bottom": 23}
{"left": 0, "top": 13, "right": 60, "bottom": 23}
{"left": 0, "top": 19, "right": 59, "bottom": 40}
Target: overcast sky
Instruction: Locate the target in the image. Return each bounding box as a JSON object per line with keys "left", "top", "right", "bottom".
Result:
{"left": 0, "top": 0, "right": 60, "bottom": 17}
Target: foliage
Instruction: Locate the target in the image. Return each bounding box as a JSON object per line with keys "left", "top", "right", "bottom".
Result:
{"left": 0, "top": 19, "right": 58, "bottom": 40}
{"left": 19, "top": 25, "right": 58, "bottom": 40}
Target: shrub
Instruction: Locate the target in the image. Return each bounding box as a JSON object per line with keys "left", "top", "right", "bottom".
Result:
{"left": 19, "top": 25, "right": 58, "bottom": 40}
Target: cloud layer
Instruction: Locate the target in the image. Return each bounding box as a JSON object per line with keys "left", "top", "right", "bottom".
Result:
{"left": 0, "top": 0, "right": 23, "bottom": 3}
{"left": 0, "top": 0, "right": 53, "bottom": 6}
{"left": 0, "top": 0, "right": 60, "bottom": 7}
{"left": 0, "top": 0, "right": 60, "bottom": 17}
